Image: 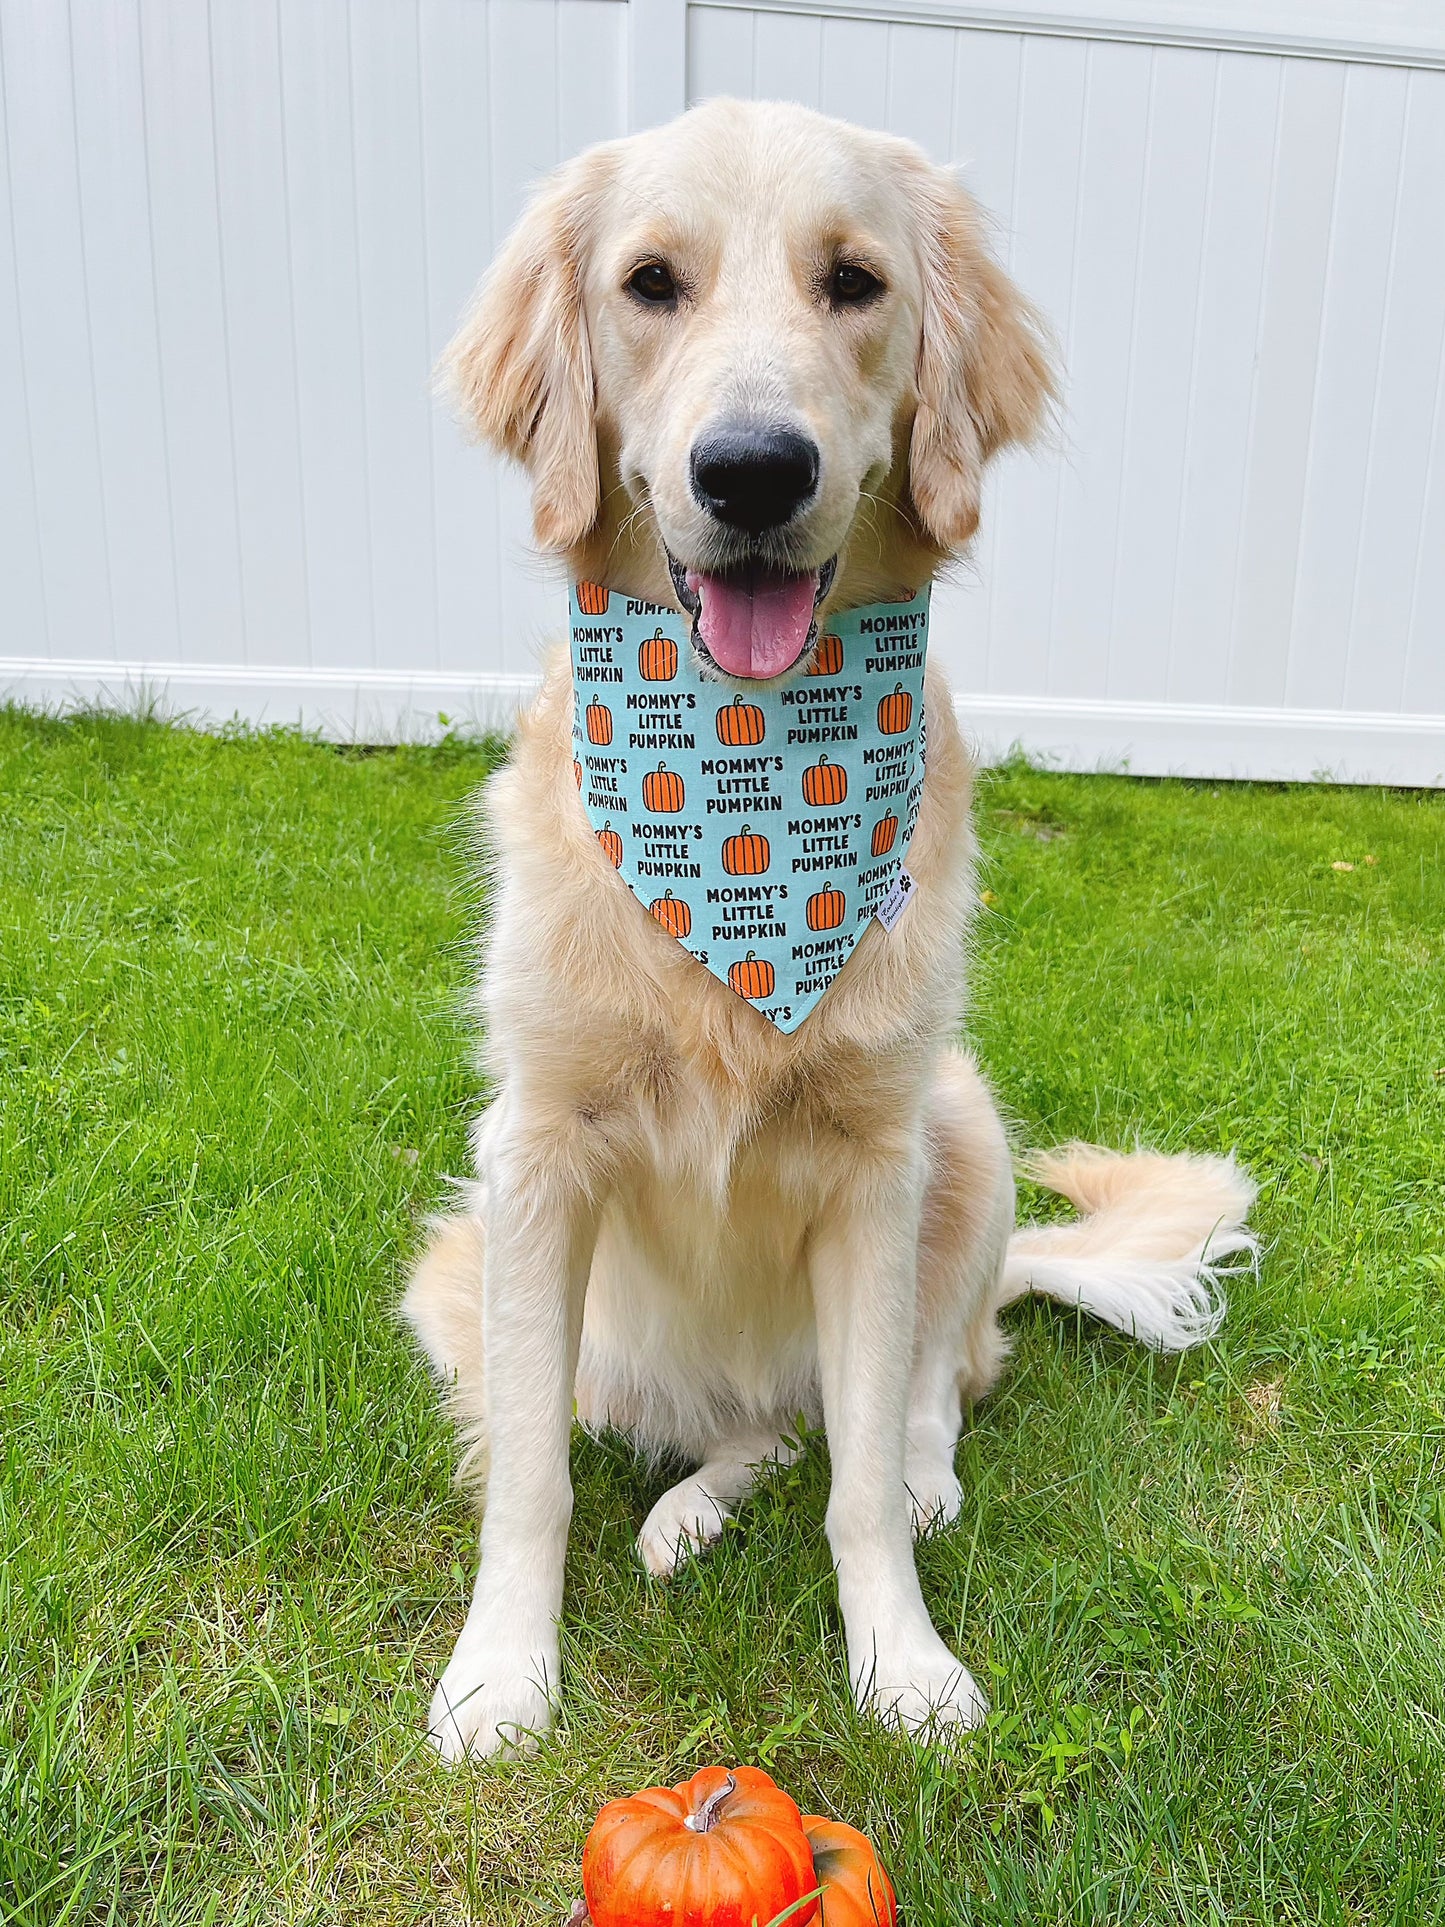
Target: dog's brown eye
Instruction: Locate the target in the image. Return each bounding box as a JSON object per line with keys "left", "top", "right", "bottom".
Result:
{"left": 830, "top": 262, "right": 883, "bottom": 306}
{"left": 627, "top": 261, "right": 677, "bottom": 306}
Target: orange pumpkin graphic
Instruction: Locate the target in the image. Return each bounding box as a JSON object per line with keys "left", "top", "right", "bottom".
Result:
{"left": 639, "top": 628, "right": 679, "bottom": 682}
{"left": 878, "top": 683, "right": 913, "bottom": 736}
{"left": 642, "top": 762, "right": 685, "bottom": 813}
{"left": 586, "top": 700, "right": 613, "bottom": 746}
{"left": 729, "top": 952, "right": 775, "bottom": 1000}
{"left": 807, "top": 883, "right": 847, "bottom": 931}
{"left": 801, "top": 754, "right": 847, "bottom": 807}
{"left": 715, "top": 695, "right": 765, "bottom": 747}
{"left": 576, "top": 581, "right": 610, "bottom": 616}
{"left": 597, "top": 826, "right": 624, "bottom": 868}
{"left": 649, "top": 890, "right": 692, "bottom": 939}
{"left": 807, "top": 631, "right": 844, "bottom": 677}
{"left": 872, "top": 812, "right": 899, "bottom": 857}
{"left": 722, "top": 825, "right": 770, "bottom": 876}
{"left": 573, "top": 758, "right": 583, "bottom": 790}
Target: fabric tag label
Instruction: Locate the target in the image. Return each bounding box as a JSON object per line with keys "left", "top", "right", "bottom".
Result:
{"left": 874, "top": 867, "right": 916, "bottom": 933}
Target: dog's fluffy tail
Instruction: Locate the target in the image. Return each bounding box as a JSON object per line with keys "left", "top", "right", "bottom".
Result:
{"left": 999, "top": 1144, "right": 1258, "bottom": 1353}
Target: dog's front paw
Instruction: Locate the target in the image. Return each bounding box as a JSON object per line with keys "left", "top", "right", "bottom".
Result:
{"left": 637, "top": 1477, "right": 730, "bottom": 1578}
{"left": 855, "top": 1632, "right": 988, "bottom": 1741}
{"left": 905, "top": 1456, "right": 963, "bottom": 1537}
{"left": 427, "top": 1638, "right": 557, "bottom": 1762}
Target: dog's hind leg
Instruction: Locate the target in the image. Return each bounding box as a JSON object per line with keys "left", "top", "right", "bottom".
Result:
{"left": 907, "top": 1051, "right": 1016, "bottom": 1536}
{"left": 637, "top": 1429, "right": 798, "bottom": 1578}
{"left": 400, "top": 1207, "right": 491, "bottom": 1490}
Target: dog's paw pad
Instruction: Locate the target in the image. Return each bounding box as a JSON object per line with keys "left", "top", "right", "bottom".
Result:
{"left": 637, "top": 1479, "right": 729, "bottom": 1578}
{"left": 428, "top": 1645, "right": 555, "bottom": 1763}
{"left": 906, "top": 1460, "right": 963, "bottom": 1538}
{"left": 857, "top": 1640, "right": 988, "bottom": 1743}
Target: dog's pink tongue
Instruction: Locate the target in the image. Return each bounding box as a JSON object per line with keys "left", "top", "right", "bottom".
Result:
{"left": 693, "top": 568, "right": 819, "bottom": 679}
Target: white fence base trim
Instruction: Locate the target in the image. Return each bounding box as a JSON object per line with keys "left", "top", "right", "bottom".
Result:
{"left": 3, "top": 658, "right": 1441, "bottom": 786}
{"left": 0, "top": 659, "right": 539, "bottom": 745}
{"left": 958, "top": 693, "right": 1445, "bottom": 787}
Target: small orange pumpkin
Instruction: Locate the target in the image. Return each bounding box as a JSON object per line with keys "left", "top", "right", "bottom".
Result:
{"left": 596, "top": 827, "right": 624, "bottom": 868}
{"left": 722, "top": 825, "right": 770, "bottom": 876}
{"left": 642, "top": 762, "right": 685, "bottom": 813}
{"left": 581, "top": 1767, "right": 819, "bottom": 1927}
{"left": 871, "top": 813, "right": 898, "bottom": 858}
{"left": 639, "top": 628, "right": 679, "bottom": 682}
{"left": 576, "top": 581, "right": 610, "bottom": 616}
{"left": 801, "top": 755, "right": 847, "bottom": 807}
{"left": 649, "top": 890, "right": 692, "bottom": 939}
{"left": 807, "top": 630, "right": 844, "bottom": 677}
{"left": 586, "top": 700, "right": 613, "bottom": 746}
{"left": 806, "top": 883, "right": 846, "bottom": 931}
{"left": 802, "top": 1816, "right": 897, "bottom": 1927}
{"left": 573, "top": 758, "right": 583, "bottom": 790}
{"left": 728, "top": 952, "right": 776, "bottom": 1001}
{"left": 715, "top": 695, "right": 766, "bottom": 747}
{"left": 877, "top": 684, "right": 912, "bottom": 736}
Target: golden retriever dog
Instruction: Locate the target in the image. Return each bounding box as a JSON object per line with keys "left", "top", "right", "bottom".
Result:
{"left": 404, "top": 98, "right": 1256, "bottom": 1762}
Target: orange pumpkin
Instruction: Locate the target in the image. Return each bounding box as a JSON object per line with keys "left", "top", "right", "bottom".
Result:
{"left": 871, "top": 813, "right": 898, "bottom": 858}
{"left": 639, "top": 628, "right": 679, "bottom": 682}
{"left": 576, "top": 581, "right": 610, "bottom": 616}
{"left": 596, "top": 827, "right": 624, "bottom": 868}
{"left": 586, "top": 700, "right": 613, "bottom": 746}
{"left": 801, "top": 1816, "right": 897, "bottom": 1927}
{"left": 877, "top": 684, "right": 912, "bottom": 736}
{"left": 716, "top": 695, "right": 766, "bottom": 747}
{"left": 642, "top": 763, "right": 685, "bottom": 813}
{"left": 581, "top": 1767, "right": 818, "bottom": 1927}
{"left": 722, "top": 826, "right": 770, "bottom": 876}
{"left": 728, "top": 952, "right": 776, "bottom": 1001}
{"left": 806, "top": 884, "right": 846, "bottom": 931}
{"left": 807, "top": 631, "right": 844, "bottom": 676}
{"left": 573, "top": 758, "right": 583, "bottom": 790}
{"left": 801, "top": 755, "right": 847, "bottom": 807}
{"left": 649, "top": 890, "right": 692, "bottom": 939}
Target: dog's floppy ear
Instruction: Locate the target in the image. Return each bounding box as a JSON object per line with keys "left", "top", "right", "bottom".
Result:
{"left": 907, "top": 165, "right": 1056, "bottom": 551}
{"left": 439, "top": 151, "right": 611, "bottom": 551}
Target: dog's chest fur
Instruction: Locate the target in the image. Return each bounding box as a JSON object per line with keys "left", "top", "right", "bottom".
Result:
{"left": 475, "top": 649, "right": 977, "bottom": 1213}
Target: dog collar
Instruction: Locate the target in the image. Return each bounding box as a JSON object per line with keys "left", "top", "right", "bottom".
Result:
{"left": 569, "top": 582, "right": 929, "bottom": 1032}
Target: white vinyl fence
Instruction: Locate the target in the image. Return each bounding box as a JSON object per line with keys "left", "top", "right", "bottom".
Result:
{"left": 2, "top": 0, "right": 1443, "bottom": 782}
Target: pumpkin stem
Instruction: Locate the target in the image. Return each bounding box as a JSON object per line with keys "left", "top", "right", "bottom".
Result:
{"left": 687, "top": 1771, "right": 738, "bottom": 1833}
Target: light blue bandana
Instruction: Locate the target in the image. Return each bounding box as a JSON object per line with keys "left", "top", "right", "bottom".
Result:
{"left": 570, "top": 582, "right": 929, "bottom": 1031}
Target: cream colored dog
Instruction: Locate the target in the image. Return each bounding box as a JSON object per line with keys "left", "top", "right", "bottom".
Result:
{"left": 404, "top": 99, "right": 1256, "bottom": 1762}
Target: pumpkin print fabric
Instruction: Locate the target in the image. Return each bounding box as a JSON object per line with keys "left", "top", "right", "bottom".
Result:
{"left": 571, "top": 583, "right": 929, "bottom": 1032}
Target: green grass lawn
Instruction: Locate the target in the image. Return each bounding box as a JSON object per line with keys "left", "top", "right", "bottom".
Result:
{"left": 3, "top": 707, "right": 1443, "bottom": 1926}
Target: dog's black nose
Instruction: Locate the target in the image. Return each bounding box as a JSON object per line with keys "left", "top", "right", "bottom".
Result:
{"left": 690, "top": 425, "right": 819, "bottom": 536}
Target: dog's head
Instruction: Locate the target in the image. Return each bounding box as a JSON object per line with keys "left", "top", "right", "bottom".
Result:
{"left": 443, "top": 99, "right": 1054, "bottom": 680}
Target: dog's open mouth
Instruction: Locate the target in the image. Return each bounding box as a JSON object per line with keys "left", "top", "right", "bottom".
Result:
{"left": 668, "top": 553, "right": 837, "bottom": 680}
